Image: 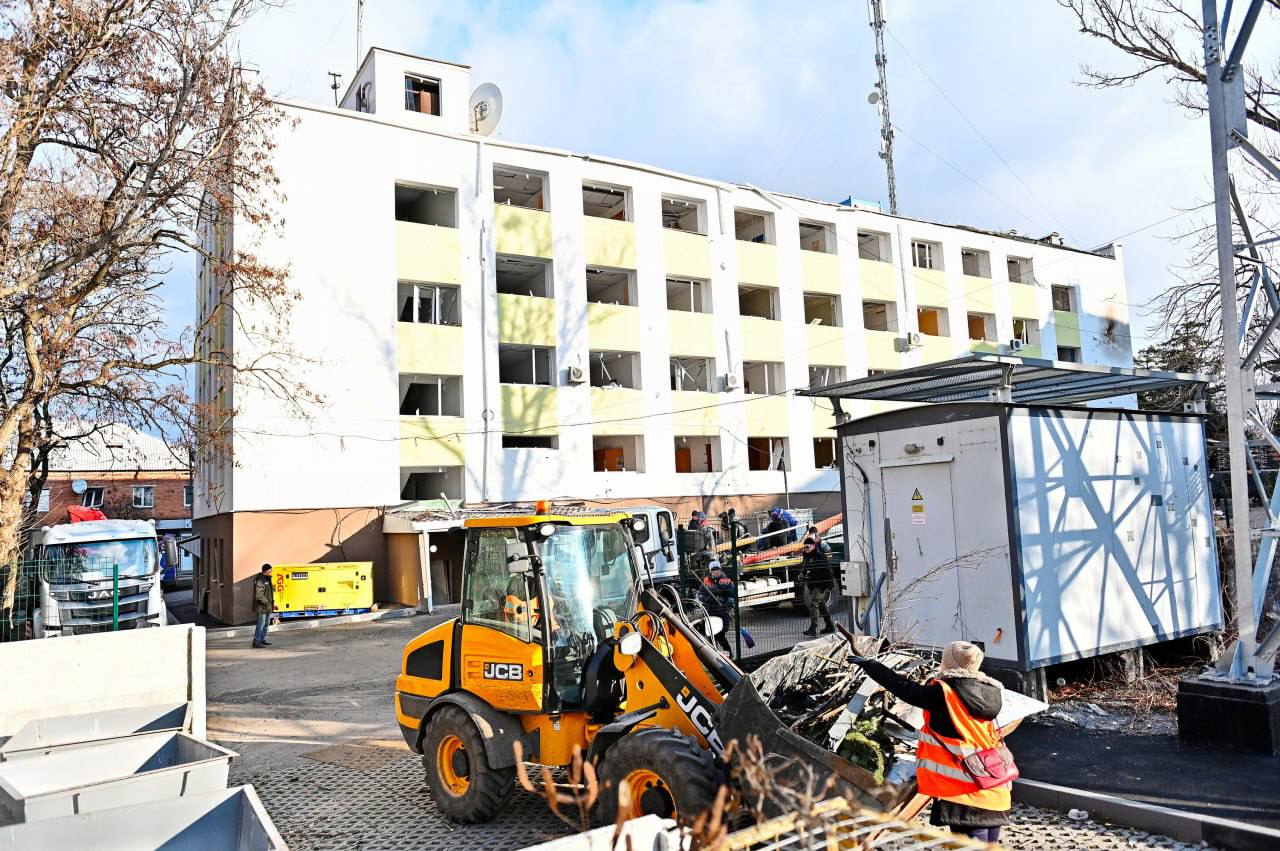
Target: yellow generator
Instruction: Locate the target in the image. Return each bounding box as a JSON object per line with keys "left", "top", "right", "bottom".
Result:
{"left": 273, "top": 562, "right": 374, "bottom": 619}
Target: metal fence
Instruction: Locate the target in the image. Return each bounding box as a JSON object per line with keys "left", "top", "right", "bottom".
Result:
{"left": 0, "top": 559, "right": 144, "bottom": 643}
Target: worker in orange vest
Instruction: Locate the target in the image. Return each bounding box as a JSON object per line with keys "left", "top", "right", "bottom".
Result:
{"left": 842, "top": 633, "right": 1015, "bottom": 843}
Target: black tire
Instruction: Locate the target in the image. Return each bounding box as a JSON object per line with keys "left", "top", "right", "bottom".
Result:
{"left": 421, "top": 705, "right": 515, "bottom": 823}
{"left": 598, "top": 727, "right": 723, "bottom": 823}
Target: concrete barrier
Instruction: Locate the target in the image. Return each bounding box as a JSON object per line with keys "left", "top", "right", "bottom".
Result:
{"left": 0, "top": 625, "right": 206, "bottom": 740}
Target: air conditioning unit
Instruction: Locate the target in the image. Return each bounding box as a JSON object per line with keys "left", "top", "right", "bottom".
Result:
{"left": 566, "top": 365, "right": 586, "bottom": 384}
{"left": 723, "top": 373, "right": 740, "bottom": 391}
{"left": 895, "top": 332, "right": 922, "bottom": 353}
{"left": 1008, "top": 338, "right": 1025, "bottom": 352}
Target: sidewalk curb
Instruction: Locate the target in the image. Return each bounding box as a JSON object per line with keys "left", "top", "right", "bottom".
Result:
{"left": 1015, "top": 778, "right": 1280, "bottom": 851}
{"left": 205, "top": 606, "right": 424, "bottom": 640}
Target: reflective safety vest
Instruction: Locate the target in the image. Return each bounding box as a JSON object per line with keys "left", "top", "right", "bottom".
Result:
{"left": 916, "top": 680, "right": 1012, "bottom": 811}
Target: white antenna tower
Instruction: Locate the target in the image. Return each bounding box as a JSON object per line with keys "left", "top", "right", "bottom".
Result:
{"left": 356, "top": 0, "right": 365, "bottom": 68}
{"left": 868, "top": 0, "right": 898, "bottom": 215}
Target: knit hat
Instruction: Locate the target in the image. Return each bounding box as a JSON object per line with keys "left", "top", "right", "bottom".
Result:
{"left": 941, "top": 640, "right": 983, "bottom": 673}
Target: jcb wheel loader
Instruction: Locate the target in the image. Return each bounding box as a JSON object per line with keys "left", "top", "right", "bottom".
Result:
{"left": 395, "top": 506, "right": 907, "bottom": 824}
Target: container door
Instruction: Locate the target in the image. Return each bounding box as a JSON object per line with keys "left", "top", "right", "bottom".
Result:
{"left": 881, "top": 461, "right": 964, "bottom": 649}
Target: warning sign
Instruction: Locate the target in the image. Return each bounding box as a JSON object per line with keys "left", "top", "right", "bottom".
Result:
{"left": 911, "top": 488, "right": 923, "bottom": 501}
{"left": 911, "top": 487, "right": 925, "bottom": 524}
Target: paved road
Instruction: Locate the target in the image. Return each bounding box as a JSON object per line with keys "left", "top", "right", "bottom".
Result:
{"left": 206, "top": 615, "right": 1219, "bottom": 850}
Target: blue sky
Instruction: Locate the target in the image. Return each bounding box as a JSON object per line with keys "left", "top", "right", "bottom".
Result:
{"left": 188, "top": 0, "right": 1268, "bottom": 353}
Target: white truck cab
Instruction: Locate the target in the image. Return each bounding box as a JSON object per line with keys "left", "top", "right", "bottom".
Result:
{"left": 621, "top": 505, "right": 678, "bottom": 584}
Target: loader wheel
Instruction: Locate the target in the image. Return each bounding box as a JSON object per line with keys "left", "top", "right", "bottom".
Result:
{"left": 599, "top": 728, "right": 722, "bottom": 823}
{"left": 421, "top": 705, "right": 514, "bottom": 823}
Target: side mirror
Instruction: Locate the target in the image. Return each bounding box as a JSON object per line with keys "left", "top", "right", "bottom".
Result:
{"left": 629, "top": 515, "right": 650, "bottom": 546}
{"left": 506, "top": 542, "right": 531, "bottom": 574}
{"left": 163, "top": 538, "right": 180, "bottom": 567}
{"left": 657, "top": 513, "right": 673, "bottom": 547}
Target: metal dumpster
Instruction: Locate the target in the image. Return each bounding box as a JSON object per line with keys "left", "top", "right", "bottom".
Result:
{"left": 0, "top": 703, "right": 189, "bottom": 760}
{"left": 0, "top": 731, "right": 235, "bottom": 822}
{"left": 0, "top": 785, "right": 286, "bottom": 850}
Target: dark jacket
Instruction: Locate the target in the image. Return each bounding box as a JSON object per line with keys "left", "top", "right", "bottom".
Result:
{"left": 799, "top": 547, "right": 834, "bottom": 591}
{"left": 252, "top": 573, "right": 274, "bottom": 614}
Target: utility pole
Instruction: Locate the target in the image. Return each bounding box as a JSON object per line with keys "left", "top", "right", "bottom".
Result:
{"left": 868, "top": 0, "right": 898, "bottom": 215}
{"left": 327, "top": 72, "right": 343, "bottom": 106}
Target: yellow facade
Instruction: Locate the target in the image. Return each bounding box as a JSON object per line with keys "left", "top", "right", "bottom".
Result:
{"left": 1021, "top": 345, "right": 1044, "bottom": 359}
{"left": 911, "top": 267, "right": 949, "bottom": 307}
{"left": 745, "top": 395, "right": 790, "bottom": 436}
{"left": 400, "top": 417, "right": 466, "bottom": 467}
{"left": 805, "top": 323, "right": 846, "bottom": 366}
{"left": 800, "top": 250, "right": 841, "bottom": 295}
{"left": 1009, "top": 283, "right": 1040, "bottom": 319}
{"left": 497, "top": 293, "right": 557, "bottom": 346}
{"left": 859, "top": 259, "right": 898, "bottom": 302}
{"left": 667, "top": 311, "right": 717, "bottom": 358}
{"left": 396, "top": 221, "right": 461, "bottom": 284}
{"left": 865, "top": 329, "right": 900, "bottom": 371}
{"left": 670, "top": 391, "right": 719, "bottom": 436}
{"left": 740, "top": 316, "right": 786, "bottom": 361}
{"left": 663, "top": 230, "right": 711, "bottom": 279}
{"left": 397, "top": 323, "right": 464, "bottom": 375}
{"left": 810, "top": 398, "right": 838, "bottom": 436}
{"left": 918, "top": 334, "right": 957, "bottom": 362}
{"left": 501, "top": 384, "right": 558, "bottom": 434}
{"left": 1052, "top": 310, "right": 1082, "bottom": 348}
{"left": 493, "top": 205, "right": 553, "bottom": 259}
{"left": 587, "top": 303, "right": 642, "bottom": 351}
{"left": 590, "top": 388, "right": 645, "bottom": 435}
{"left": 963, "top": 275, "right": 996, "bottom": 313}
{"left": 970, "top": 340, "right": 1002, "bottom": 355}
{"left": 584, "top": 217, "right": 637, "bottom": 268}
{"left": 736, "top": 241, "right": 779, "bottom": 286}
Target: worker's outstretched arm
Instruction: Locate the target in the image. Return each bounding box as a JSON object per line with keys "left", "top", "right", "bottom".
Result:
{"left": 850, "top": 658, "right": 944, "bottom": 714}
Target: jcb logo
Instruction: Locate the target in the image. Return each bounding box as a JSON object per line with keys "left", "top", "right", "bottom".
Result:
{"left": 483, "top": 662, "right": 524, "bottom": 681}
{"left": 675, "top": 688, "right": 725, "bottom": 756}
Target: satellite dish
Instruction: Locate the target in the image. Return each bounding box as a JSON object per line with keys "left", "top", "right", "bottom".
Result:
{"left": 71, "top": 479, "right": 88, "bottom": 495}
{"left": 469, "top": 83, "right": 503, "bottom": 135}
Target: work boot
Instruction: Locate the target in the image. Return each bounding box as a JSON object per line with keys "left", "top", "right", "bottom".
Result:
{"left": 252, "top": 642, "right": 264, "bottom": 648}
{"left": 260, "top": 640, "right": 272, "bottom": 646}
{"left": 821, "top": 620, "right": 836, "bottom": 634}
{"left": 803, "top": 623, "right": 818, "bottom": 637}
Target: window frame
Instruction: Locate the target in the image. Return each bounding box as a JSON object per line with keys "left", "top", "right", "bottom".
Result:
{"left": 132, "top": 485, "right": 155, "bottom": 509}
{"left": 82, "top": 487, "right": 105, "bottom": 509}
{"left": 1051, "top": 285, "right": 1076, "bottom": 313}
{"left": 404, "top": 74, "right": 442, "bottom": 115}
{"left": 911, "top": 240, "right": 940, "bottom": 270}
{"left": 462, "top": 527, "right": 537, "bottom": 643}
{"left": 398, "top": 282, "right": 461, "bottom": 326}
{"left": 183, "top": 485, "right": 193, "bottom": 508}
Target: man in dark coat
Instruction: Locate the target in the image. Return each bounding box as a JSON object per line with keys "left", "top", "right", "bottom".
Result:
{"left": 800, "top": 536, "right": 835, "bottom": 636}
{"left": 252, "top": 563, "right": 274, "bottom": 648}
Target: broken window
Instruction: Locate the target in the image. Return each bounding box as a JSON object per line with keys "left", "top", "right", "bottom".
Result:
{"left": 1008, "top": 256, "right": 1034, "bottom": 284}
{"left": 590, "top": 351, "right": 641, "bottom": 389}
{"left": 911, "top": 240, "right": 941, "bottom": 270}
{"left": 1051, "top": 285, "right": 1076, "bottom": 312}
{"left": 863, "top": 300, "right": 897, "bottom": 332}
{"left": 808, "top": 365, "right": 846, "bottom": 388}
{"left": 738, "top": 285, "right": 779, "bottom": 320}
{"left": 586, "top": 267, "right": 636, "bottom": 306}
{"left": 803, "top": 292, "right": 840, "bottom": 326}
{"left": 404, "top": 74, "right": 441, "bottom": 115}
{"left": 496, "top": 255, "right": 552, "bottom": 298}
{"left": 1057, "top": 345, "right": 1081, "bottom": 363}
{"left": 742, "top": 361, "right": 785, "bottom": 395}
{"left": 858, "top": 230, "right": 891, "bottom": 262}
{"left": 132, "top": 486, "right": 155, "bottom": 509}
{"left": 961, "top": 248, "right": 991, "bottom": 278}
{"left": 82, "top": 487, "right": 104, "bottom": 508}
{"left": 917, "top": 307, "right": 949, "bottom": 337}
{"left": 1013, "top": 317, "right": 1041, "bottom": 346}
{"left": 966, "top": 312, "right": 996, "bottom": 341}
{"left": 746, "top": 437, "right": 789, "bottom": 471}
{"left": 398, "top": 282, "right": 460, "bottom": 325}
{"left": 674, "top": 436, "right": 721, "bottom": 473}
{"left": 400, "top": 467, "right": 463, "bottom": 501}
{"left": 395, "top": 184, "right": 456, "bottom": 227}
{"left": 493, "top": 166, "right": 546, "bottom": 209}
{"left": 399, "top": 374, "right": 463, "bottom": 416}
{"left": 666, "top": 277, "right": 711, "bottom": 313}
{"left": 502, "top": 435, "right": 557, "bottom": 449}
{"left": 662, "top": 195, "right": 705, "bottom": 233}
{"left": 498, "top": 345, "right": 554, "bottom": 385}
{"left": 582, "top": 183, "right": 630, "bottom": 220}
{"left": 734, "top": 209, "right": 772, "bottom": 244}
{"left": 670, "top": 357, "right": 714, "bottom": 393}
{"left": 593, "top": 436, "right": 644, "bottom": 472}
{"left": 799, "top": 220, "right": 834, "bottom": 253}
{"left": 813, "top": 438, "right": 838, "bottom": 469}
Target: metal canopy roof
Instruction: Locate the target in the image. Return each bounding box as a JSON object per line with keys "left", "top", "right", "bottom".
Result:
{"left": 798, "top": 354, "right": 1209, "bottom": 407}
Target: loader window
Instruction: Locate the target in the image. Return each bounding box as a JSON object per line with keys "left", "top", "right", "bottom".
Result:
{"left": 463, "top": 528, "right": 535, "bottom": 643}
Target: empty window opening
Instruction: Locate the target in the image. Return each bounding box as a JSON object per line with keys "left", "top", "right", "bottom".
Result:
{"left": 674, "top": 436, "right": 722, "bottom": 473}
{"left": 734, "top": 209, "right": 772, "bottom": 243}
{"left": 498, "top": 345, "right": 554, "bottom": 385}
{"left": 666, "top": 277, "right": 711, "bottom": 313}
{"left": 867, "top": 368, "right": 891, "bottom": 377}
{"left": 395, "top": 184, "right": 457, "bottom": 227}
{"left": 662, "top": 196, "right": 705, "bottom": 233}
{"left": 502, "top": 435, "right": 558, "bottom": 450}
{"left": 593, "top": 436, "right": 644, "bottom": 472}
{"left": 911, "top": 240, "right": 941, "bottom": 270}
{"left": 496, "top": 255, "right": 552, "bottom": 298}
{"left": 917, "top": 307, "right": 949, "bottom": 337}
{"left": 1051, "top": 285, "right": 1076, "bottom": 312}
{"left": 858, "top": 230, "right": 891, "bottom": 262}
{"left": 1008, "top": 256, "right": 1035, "bottom": 284}
{"left": 82, "top": 486, "right": 104, "bottom": 508}
{"left": 967, "top": 312, "right": 996, "bottom": 342}
{"left": 815, "top": 438, "right": 838, "bottom": 469}
{"left": 400, "top": 467, "right": 463, "bottom": 501}
{"left": 961, "top": 248, "right": 991, "bottom": 278}
{"left": 398, "top": 282, "right": 460, "bottom": 325}
{"left": 404, "top": 75, "right": 441, "bottom": 115}
{"left": 670, "top": 357, "right": 714, "bottom": 393}
{"left": 590, "top": 351, "right": 641, "bottom": 389}
{"left": 808, "top": 365, "right": 846, "bottom": 388}
{"left": 803, "top": 292, "right": 841, "bottom": 326}
{"left": 583, "top": 183, "right": 630, "bottom": 220}
{"left": 738, "top": 285, "right": 779, "bottom": 320}
{"left": 799, "top": 220, "right": 834, "bottom": 253}
{"left": 863, "top": 300, "right": 898, "bottom": 332}
{"left": 742, "top": 361, "right": 785, "bottom": 395}
{"left": 1013, "top": 317, "right": 1041, "bottom": 346}
{"left": 586, "top": 267, "right": 636, "bottom": 306}
{"left": 1057, "top": 346, "right": 1081, "bottom": 363}
{"left": 493, "top": 166, "right": 546, "bottom": 209}
{"left": 400, "top": 374, "right": 463, "bottom": 416}
{"left": 746, "top": 437, "right": 789, "bottom": 472}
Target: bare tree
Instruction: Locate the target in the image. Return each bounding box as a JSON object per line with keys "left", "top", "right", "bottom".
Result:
{"left": 0, "top": 1, "right": 309, "bottom": 597}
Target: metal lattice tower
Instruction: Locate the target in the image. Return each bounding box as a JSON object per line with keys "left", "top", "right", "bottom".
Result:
{"left": 868, "top": 0, "right": 898, "bottom": 215}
